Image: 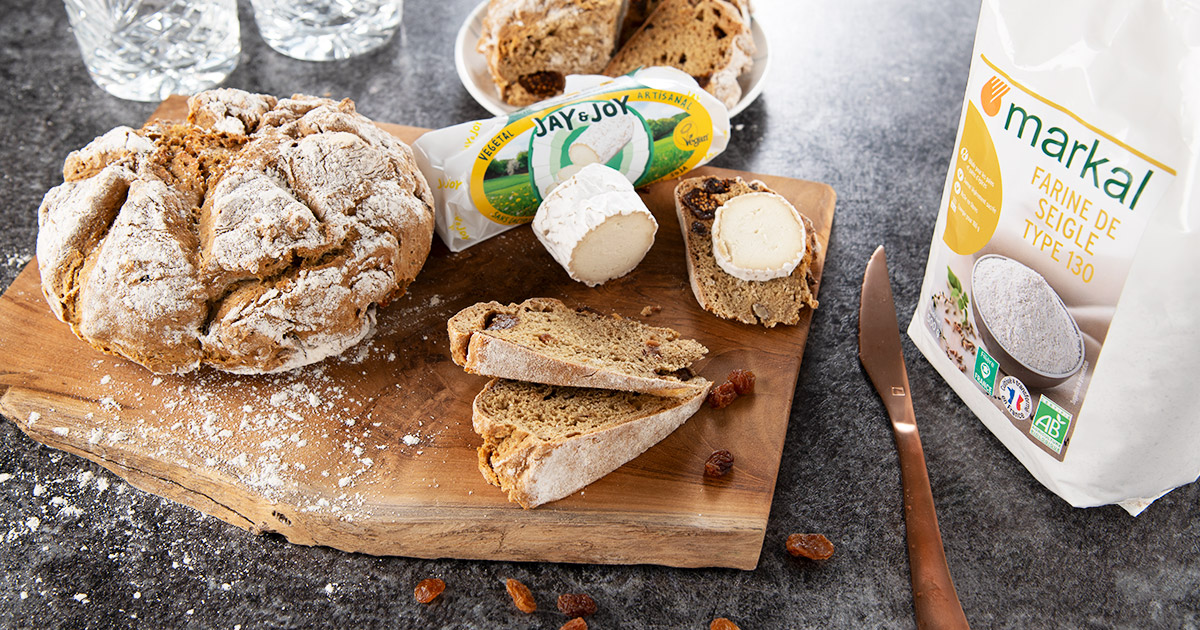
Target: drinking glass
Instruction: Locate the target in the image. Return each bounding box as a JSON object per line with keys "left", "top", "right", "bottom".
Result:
{"left": 250, "top": 0, "right": 404, "bottom": 62}
{"left": 64, "top": 0, "right": 240, "bottom": 102}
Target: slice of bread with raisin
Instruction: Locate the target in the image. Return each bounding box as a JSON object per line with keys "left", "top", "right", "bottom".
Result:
{"left": 448, "top": 297, "right": 708, "bottom": 395}
{"left": 604, "top": 0, "right": 755, "bottom": 109}
{"left": 675, "top": 176, "right": 820, "bottom": 327}
{"left": 473, "top": 377, "right": 711, "bottom": 508}
{"left": 478, "top": 0, "right": 625, "bottom": 106}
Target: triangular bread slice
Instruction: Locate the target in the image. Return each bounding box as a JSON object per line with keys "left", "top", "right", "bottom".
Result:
{"left": 448, "top": 298, "right": 709, "bottom": 395}
{"left": 473, "top": 377, "right": 711, "bottom": 508}
{"left": 604, "top": 0, "right": 755, "bottom": 109}
{"left": 675, "top": 175, "right": 820, "bottom": 327}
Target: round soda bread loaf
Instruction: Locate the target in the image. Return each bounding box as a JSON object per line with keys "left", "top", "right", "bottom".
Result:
{"left": 36, "top": 88, "right": 436, "bottom": 374}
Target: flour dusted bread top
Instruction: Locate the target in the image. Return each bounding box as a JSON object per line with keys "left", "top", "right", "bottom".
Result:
{"left": 675, "top": 176, "right": 820, "bottom": 327}
{"left": 448, "top": 297, "right": 709, "bottom": 395}
{"left": 478, "top": 0, "right": 625, "bottom": 106}
{"left": 473, "top": 377, "right": 710, "bottom": 508}
{"left": 37, "top": 88, "right": 436, "bottom": 374}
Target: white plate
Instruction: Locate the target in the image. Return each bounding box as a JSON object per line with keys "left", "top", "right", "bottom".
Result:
{"left": 454, "top": 0, "right": 770, "bottom": 118}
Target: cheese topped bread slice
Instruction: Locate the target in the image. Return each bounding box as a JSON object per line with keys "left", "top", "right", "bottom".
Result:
{"left": 473, "top": 377, "right": 711, "bottom": 508}
{"left": 675, "top": 176, "right": 820, "bottom": 327}
{"left": 448, "top": 297, "right": 709, "bottom": 395}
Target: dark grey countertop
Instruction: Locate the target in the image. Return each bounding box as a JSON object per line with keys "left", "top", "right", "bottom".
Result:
{"left": 2, "top": 1, "right": 1198, "bottom": 628}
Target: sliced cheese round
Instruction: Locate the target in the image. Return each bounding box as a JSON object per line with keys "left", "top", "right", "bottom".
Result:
{"left": 533, "top": 163, "right": 658, "bottom": 287}
{"left": 711, "top": 191, "right": 807, "bottom": 282}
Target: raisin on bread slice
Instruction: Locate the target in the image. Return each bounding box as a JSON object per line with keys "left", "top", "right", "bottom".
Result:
{"left": 474, "top": 377, "right": 711, "bottom": 508}
{"left": 675, "top": 176, "right": 820, "bottom": 327}
{"left": 604, "top": 0, "right": 755, "bottom": 109}
{"left": 448, "top": 298, "right": 709, "bottom": 395}
{"left": 478, "top": 0, "right": 625, "bottom": 106}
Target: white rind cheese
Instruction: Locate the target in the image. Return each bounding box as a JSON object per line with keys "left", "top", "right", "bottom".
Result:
{"left": 711, "top": 191, "right": 807, "bottom": 282}
{"left": 533, "top": 163, "right": 658, "bottom": 287}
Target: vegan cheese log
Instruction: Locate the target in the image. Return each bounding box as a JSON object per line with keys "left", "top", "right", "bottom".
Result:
{"left": 412, "top": 67, "right": 730, "bottom": 251}
{"left": 711, "top": 191, "right": 808, "bottom": 281}
{"left": 533, "top": 163, "right": 657, "bottom": 286}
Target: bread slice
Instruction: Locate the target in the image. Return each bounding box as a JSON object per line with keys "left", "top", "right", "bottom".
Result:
{"left": 448, "top": 297, "right": 709, "bottom": 395}
{"left": 604, "top": 0, "right": 755, "bottom": 109}
{"left": 473, "top": 377, "right": 711, "bottom": 508}
{"left": 478, "top": 0, "right": 625, "bottom": 106}
{"left": 675, "top": 176, "right": 820, "bottom": 327}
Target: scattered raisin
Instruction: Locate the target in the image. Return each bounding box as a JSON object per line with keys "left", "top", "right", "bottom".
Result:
{"left": 703, "top": 178, "right": 732, "bottom": 194}
{"left": 711, "top": 618, "right": 741, "bottom": 630}
{"left": 557, "top": 593, "right": 597, "bottom": 617}
{"left": 786, "top": 533, "right": 835, "bottom": 560}
{"left": 690, "top": 220, "right": 709, "bottom": 236}
{"left": 706, "top": 381, "right": 738, "bottom": 409}
{"left": 413, "top": 578, "right": 445, "bottom": 604}
{"left": 727, "top": 369, "right": 756, "bottom": 395}
{"left": 505, "top": 578, "right": 537, "bottom": 613}
{"left": 561, "top": 618, "right": 588, "bottom": 630}
{"left": 643, "top": 343, "right": 662, "bottom": 357}
{"left": 518, "top": 70, "right": 565, "bottom": 97}
{"left": 640, "top": 305, "right": 662, "bottom": 316}
{"left": 485, "top": 313, "right": 519, "bottom": 330}
{"left": 682, "top": 188, "right": 719, "bottom": 220}
{"left": 693, "top": 73, "right": 713, "bottom": 88}
{"left": 704, "top": 450, "right": 734, "bottom": 478}
{"left": 538, "top": 333, "right": 554, "bottom": 344}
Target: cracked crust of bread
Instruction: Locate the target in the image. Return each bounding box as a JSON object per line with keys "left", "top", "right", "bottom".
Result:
{"left": 36, "top": 88, "right": 436, "bottom": 374}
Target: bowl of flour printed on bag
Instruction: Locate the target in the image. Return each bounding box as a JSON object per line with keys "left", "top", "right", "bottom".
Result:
{"left": 970, "top": 255, "right": 1085, "bottom": 389}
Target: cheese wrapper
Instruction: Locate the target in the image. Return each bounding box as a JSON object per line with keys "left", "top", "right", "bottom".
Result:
{"left": 413, "top": 67, "right": 730, "bottom": 251}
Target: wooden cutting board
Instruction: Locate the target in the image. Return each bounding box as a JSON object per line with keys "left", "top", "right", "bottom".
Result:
{"left": 0, "top": 98, "right": 835, "bottom": 569}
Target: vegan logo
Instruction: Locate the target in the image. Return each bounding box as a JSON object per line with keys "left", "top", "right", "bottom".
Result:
{"left": 981, "top": 76, "right": 1010, "bottom": 117}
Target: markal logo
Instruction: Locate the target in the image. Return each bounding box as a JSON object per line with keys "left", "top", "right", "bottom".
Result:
{"left": 981, "top": 76, "right": 1010, "bottom": 117}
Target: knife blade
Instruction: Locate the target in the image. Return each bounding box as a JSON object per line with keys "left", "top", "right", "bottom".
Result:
{"left": 858, "top": 245, "right": 970, "bottom": 630}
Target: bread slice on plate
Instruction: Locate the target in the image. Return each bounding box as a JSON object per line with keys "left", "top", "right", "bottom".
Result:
{"left": 448, "top": 297, "right": 709, "bottom": 395}
{"left": 478, "top": 0, "right": 625, "bottom": 106}
{"left": 675, "top": 175, "right": 820, "bottom": 327}
{"left": 473, "top": 377, "right": 711, "bottom": 508}
{"left": 604, "top": 0, "right": 755, "bottom": 109}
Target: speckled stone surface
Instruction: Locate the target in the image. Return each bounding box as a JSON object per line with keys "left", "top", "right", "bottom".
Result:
{"left": 1, "top": 1, "right": 1198, "bottom": 628}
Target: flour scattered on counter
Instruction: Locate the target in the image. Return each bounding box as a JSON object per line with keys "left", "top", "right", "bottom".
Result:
{"left": 53, "top": 427, "right": 69, "bottom": 437}
{"left": 0, "top": 473, "right": 10, "bottom": 483}
{"left": 25, "top": 517, "right": 39, "bottom": 532}
{"left": 73, "top": 593, "right": 88, "bottom": 603}
{"left": 402, "top": 434, "right": 420, "bottom": 446}
{"left": 4, "top": 251, "right": 31, "bottom": 269}
{"left": 324, "top": 583, "right": 336, "bottom": 595}
{"left": 27, "top": 411, "right": 40, "bottom": 425}
{"left": 100, "top": 375, "right": 112, "bottom": 385}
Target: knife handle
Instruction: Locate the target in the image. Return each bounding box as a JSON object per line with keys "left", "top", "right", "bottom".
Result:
{"left": 893, "top": 421, "right": 971, "bottom": 630}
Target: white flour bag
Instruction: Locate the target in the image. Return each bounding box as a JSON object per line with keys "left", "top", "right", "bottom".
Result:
{"left": 908, "top": 0, "right": 1200, "bottom": 514}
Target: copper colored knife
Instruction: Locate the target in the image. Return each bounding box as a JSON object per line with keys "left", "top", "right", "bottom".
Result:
{"left": 858, "top": 246, "right": 970, "bottom": 630}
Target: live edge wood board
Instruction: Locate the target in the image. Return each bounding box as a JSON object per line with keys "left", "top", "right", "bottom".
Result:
{"left": 0, "top": 97, "right": 836, "bottom": 569}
